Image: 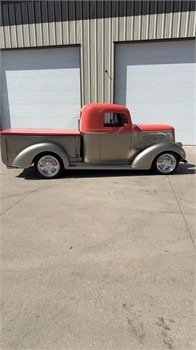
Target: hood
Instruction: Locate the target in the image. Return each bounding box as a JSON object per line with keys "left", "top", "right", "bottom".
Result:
{"left": 133, "top": 124, "right": 174, "bottom": 133}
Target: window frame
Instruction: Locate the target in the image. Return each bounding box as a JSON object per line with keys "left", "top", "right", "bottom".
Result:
{"left": 103, "top": 112, "right": 128, "bottom": 128}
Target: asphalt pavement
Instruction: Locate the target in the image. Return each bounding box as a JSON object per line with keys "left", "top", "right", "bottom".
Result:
{"left": 0, "top": 147, "right": 195, "bottom": 350}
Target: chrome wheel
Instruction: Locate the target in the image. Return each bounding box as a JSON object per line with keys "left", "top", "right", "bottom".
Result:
{"left": 154, "top": 153, "right": 178, "bottom": 174}
{"left": 36, "top": 155, "right": 62, "bottom": 178}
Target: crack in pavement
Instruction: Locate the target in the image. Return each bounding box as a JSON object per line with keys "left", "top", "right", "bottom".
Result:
{"left": 168, "top": 176, "right": 195, "bottom": 250}
{"left": 0, "top": 181, "right": 49, "bottom": 217}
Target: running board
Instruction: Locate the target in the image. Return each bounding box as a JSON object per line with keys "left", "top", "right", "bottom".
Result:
{"left": 69, "top": 161, "right": 133, "bottom": 170}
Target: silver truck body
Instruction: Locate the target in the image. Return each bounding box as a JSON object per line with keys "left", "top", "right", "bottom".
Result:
{"left": 0, "top": 103, "right": 187, "bottom": 177}
{"left": 1, "top": 130, "right": 186, "bottom": 171}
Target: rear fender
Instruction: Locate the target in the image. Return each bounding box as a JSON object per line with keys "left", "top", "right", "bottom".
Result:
{"left": 131, "top": 143, "right": 186, "bottom": 170}
{"left": 12, "top": 142, "right": 69, "bottom": 169}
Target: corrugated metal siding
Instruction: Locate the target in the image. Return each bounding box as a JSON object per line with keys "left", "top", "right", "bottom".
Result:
{"left": 0, "top": 1, "right": 196, "bottom": 104}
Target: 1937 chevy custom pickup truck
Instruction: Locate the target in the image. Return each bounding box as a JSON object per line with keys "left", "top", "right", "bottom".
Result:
{"left": 0, "top": 103, "right": 187, "bottom": 178}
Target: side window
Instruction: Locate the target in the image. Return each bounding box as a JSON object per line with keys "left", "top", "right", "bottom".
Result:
{"left": 103, "top": 113, "right": 127, "bottom": 127}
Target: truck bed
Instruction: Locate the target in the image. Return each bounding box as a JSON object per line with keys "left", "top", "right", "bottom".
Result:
{"left": 0, "top": 128, "right": 81, "bottom": 167}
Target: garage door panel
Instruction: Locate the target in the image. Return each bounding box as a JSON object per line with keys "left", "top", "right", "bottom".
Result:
{"left": 116, "top": 64, "right": 194, "bottom": 76}
{"left": 2, "top": 68, "right": 80, "bottom": 79}
{"left": 116, "top": 42, "right": 194, "bottom": 62}
{"left": 1, "top": 116, "right": 79, "bottom": 129}
{"left": 115, "top": 40, "right": 195, "bottom": 144}
{"left": 116, "top": 67, "right": 194, "bottom": 76}
{"left": 175, "top": 131, "right": 195, "bottom": 144}
{"left": 125, "top": 80, "right": 192, "bottom": 90}
{"left": 115, "top": 88, "right": 127, "bottom": 105}
{"left": 116, "top": 88, "right": 193, "bottom": 105}
{"left": 3, "top": 75, "right": 81, "bottom": 92}
{"left": 1, "top": 47, "right": 81, "bottom": 129}
{"left": 129, "top": 103, "right": 194, "bottom": 121}
{"left": 125, "top": 89, "right": 193, "bottom": 104}
{"left": 2, "top": 91, "right": 80, "bottom": 105}
{"left": 116, "top": 56, "right": 193, "bottom": 66}
{"left": 2, "top": 47, "right": 80, "bottom": 65}
{"left": 115, "top": 72, "right": 194, "bottom": 92}
{"left": 117, "top": 42, "right": 195, "bottom": 57}
{"left": 126, "top": 74, "right": 194, "bottom": 89}
{"left": 2, "top": 60, "right": 79, "bottom": 72}
{"left": 1, "top": 103, "right": 80, "bottom": 119}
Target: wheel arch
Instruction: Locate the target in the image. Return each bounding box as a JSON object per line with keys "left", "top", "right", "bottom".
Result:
{"left": 151, "top": 150, "right": 182, "bottom": 164}
{"left": 33, "top": 150, "right": 64, "bottom": 165}
{"left": 131, "top": 143, "right": 186, "bottom": 170}
{"left": 12, "top": 142, "right": 69, "bottom": 169}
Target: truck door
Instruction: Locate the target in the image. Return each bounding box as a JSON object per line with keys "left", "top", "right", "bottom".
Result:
{"left": 100, "top": 112, "right": 131, "bottom": 161}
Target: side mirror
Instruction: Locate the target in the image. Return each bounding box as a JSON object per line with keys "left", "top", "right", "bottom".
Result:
{"left": 123, "top": 122, "right": 129, "bottom": 128}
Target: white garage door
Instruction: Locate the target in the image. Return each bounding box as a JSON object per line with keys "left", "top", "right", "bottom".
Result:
{"left": 115, "top": 40, "right": 195, "bottom": 145}
{"left": 1, "top": 47, "right": 81, "bottom": 129}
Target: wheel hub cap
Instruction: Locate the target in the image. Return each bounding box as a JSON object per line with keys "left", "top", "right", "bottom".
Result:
{"left": 156, "top": 154, "right": 177, "bottom": 174}
{"left": 38, "top": 156, "right": 60, "bottom": 177}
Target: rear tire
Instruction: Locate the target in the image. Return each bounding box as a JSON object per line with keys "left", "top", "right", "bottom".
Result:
{"left": 152, "top": 152, "right": 179, "bottom": 175}
{"left": 34, "top": 153, "right": 64, "bottom": 179}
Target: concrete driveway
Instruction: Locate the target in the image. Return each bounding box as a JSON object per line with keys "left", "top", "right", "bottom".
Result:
{"left": 1, "top": 147, "right": 195, "bottom": 350}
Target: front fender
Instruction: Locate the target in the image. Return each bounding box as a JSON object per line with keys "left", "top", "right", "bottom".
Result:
{"left": 12, "top": 142, "right": 69, "bottom": 169}
{"left": 131, "top": 143, "right": 186, "bottom": 170}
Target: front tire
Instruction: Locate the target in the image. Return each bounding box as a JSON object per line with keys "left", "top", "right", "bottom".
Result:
{"left": 152, "top": 152, "right": 179, "bottom": 175}
{"left": 34, "top": 153, "right": 64, "bottom": 179}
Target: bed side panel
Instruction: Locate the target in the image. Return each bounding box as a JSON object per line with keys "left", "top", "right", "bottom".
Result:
{"left": 3, "top": 135, "right": 81, "bottom": 167}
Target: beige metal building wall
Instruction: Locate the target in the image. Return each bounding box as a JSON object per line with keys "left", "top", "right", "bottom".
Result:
{"left": 1, "top": 1, "right": 196, "bottom": 105}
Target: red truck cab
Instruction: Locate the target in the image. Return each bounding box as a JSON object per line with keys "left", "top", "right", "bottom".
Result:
{"left": 79, "top": 104, "right": 175, "bottom": 164}
{"left": 80, "top": 103, "right": 132, "bottom": 133}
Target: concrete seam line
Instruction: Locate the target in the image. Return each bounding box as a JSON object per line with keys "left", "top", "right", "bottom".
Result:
{"left": 0, "top": 181, "right": 49, "bottom": 217}
{"left": 167, "top": 176, "right": 196, "bottom": 250}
